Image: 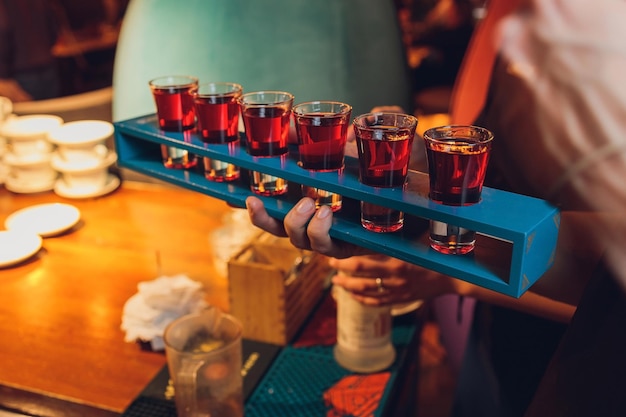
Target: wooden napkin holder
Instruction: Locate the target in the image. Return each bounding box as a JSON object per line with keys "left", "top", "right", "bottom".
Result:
{"left": 228, "top": 233, "right": 331, "bottom": 345}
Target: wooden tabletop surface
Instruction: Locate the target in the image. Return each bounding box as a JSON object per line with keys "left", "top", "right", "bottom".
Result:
{"left": 0, "top": 180, "right": 236, "bottom": 416}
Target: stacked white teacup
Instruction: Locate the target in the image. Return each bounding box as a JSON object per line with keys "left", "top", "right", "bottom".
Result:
{"left": 49, "top": 120, "right": 119, "bottom": 198}
{"left": 1, "top": 113, "right": 64, "bottom": 194}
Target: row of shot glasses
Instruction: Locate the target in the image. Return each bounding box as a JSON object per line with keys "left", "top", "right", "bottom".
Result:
{"left": 148, "top": 75, "right": 493, "bottom": 255}
{"left": 147, "top": 75, "right": 351, "bottom": 210}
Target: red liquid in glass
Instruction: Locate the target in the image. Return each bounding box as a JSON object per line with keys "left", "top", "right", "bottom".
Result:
{"left": 242, "top": 107, "right": 290, "bottom": 157}
{"left": 152, "top": 86, "right": 196, "bottom": 131}
{"left": 356, "top": 127, "right": 414, "bottom": 187}
{"left": 194, "top": 95, "right": 240, "bottom": 143}
{"left": 296, "top": 112, "right": 347, "bottom": 171}
{"left": 360, "top": 202, "right": 404, "bottom": 233}
{"left": 426, "top": 139, "right": 490, "bottom": 205}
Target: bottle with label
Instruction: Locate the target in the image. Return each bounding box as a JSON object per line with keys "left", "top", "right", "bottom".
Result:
{"left": 333, "top": 285, "right": 396, "bottom": 373}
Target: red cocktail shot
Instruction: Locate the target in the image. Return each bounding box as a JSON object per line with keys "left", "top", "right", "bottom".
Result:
{"left": 241, "top": 106, "right": 291, "bottom": 157}
{"left": 149, "top": 75, "right": 198, "bottom": 169}
{"left": 353, "top": 112, "right": 418, "bottom": 233}
{"left": 294, "top": 105, "right": 351, "bottom": 171}
{"left": 293, "top": 101, "right": 352, "bottom": 212}
{"left": 426, "top": 139, "right": 491, "bottom": 205}
{"left": 193, "top": 82, "right": 243, "bottom": 182}
{"left": 238, "top": 91, "right": 294, "bottom": 196}
{"left": 194, "top": 83, "right": 242, "bottom": 144}
{"left": 149, "top": 75, "right": 198, "bottom": 132}
{"left": 423, "top": 125, "right": 494, "bottom": 255}
{"left": 298, "top": 120, "right": 346, "bottom": 170}
{"left": 357, "top": 130, "right": 414, "bottom": 187}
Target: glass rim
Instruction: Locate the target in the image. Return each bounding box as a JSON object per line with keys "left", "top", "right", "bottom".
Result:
{"left": 292, "top": 100, "right": 352, "bottom": 116}
{"left": 194, "top": 82, "right": 243, "bottom": 97}
{"left": 423, "top": 124, "right": 494, "bottom": 144}
{"left": 352, "top": 112, "right": 418, "bottom": 130}
{"left": 148, "top": 75, "right": 198, "bottom": 88}
{"left": 163, "top": 310, "right": 243, "bottom": 354}
{"left": 237, "top": 90, "right": 294, "bottom": 105}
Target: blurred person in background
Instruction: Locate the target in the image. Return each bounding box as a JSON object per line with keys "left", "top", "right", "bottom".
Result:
{"left": 0, "top": 0, "right": 128, "bottom": 102}
{"left": 406, "top": 0, "right": 476, "bottom": 96}
{"left": 0, "top": 0, "right": 61, "bottom": 101}
{"left": 245, "top": 0, "right": 626, "bottom": 415}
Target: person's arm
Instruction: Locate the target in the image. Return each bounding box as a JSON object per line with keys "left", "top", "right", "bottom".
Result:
{"left": 333, "top": 258, "right": 578, "bottom": 323}
{"left": 246, "top": 196, "right": 372, "bottom": 259}
{"left": 330, "top": 211, "right": 602, "bottom": 323}
{"left": 494, "top": 0, "right": 626, "bottom": 291}
{"left": 0, "top": 78, "right": 32, "bottom": 102}
{"left": 246, "top": 197, "right": 605, "bottom": 323}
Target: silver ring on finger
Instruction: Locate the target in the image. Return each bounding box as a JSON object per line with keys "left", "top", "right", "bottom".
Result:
{"left": 375, "top": 277, "right": 386, "bottom": 293}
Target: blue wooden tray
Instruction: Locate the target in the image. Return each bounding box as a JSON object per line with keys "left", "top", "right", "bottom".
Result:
{"left": 114, "top": 114, "right": 560, "bottom": 298}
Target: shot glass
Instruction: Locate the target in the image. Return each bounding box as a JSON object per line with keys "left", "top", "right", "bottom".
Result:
{"left": 353, "top": 112, "right": 418, "bottom": 233}
{"left": 193, "top": 82, "right": 242, "bottom": 182}
{"left": 423, "top": 125, "right": 494, "bottom": 255}
{"left": 293, "top": 101, "right": 352, "bottom": 212}
{"left": 238, "top": 91, "right": 294, "bottom": 196}
{"left": 148, "top": 75, "right": 198, "bottom": 169}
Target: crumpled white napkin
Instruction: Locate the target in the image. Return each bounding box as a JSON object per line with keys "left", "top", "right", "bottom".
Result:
{"left": 121, "top": 274, "right": 208, "bottom": 350}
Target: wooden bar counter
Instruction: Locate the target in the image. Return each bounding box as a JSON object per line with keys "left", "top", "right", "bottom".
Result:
{"left": 0, "top": 180, "right": 236, "bottom": 416}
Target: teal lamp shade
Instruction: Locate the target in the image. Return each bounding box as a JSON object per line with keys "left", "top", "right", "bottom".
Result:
{"left": 112, "top": 0, "right": 412, "bottom": 122}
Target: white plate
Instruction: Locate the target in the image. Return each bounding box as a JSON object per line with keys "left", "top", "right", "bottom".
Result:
{"left": 54, "top": 173, "right": 120, "bottom": 199}
{"left": 0, "top": 230, "right": 42, "bottom": 267}
{"left": 5, "top": 203, "right": 81, "bottom": 237}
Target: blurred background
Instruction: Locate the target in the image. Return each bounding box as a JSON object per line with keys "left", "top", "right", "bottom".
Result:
{"left": 0, "top": 2, "right": 484, "bottom": 415}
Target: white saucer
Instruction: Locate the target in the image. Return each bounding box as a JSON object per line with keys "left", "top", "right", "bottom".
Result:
{"left": 5, "top": 176, "right": 56, "bottom": 194}
{"left": 51, "top": 150, "right": 117, "bottom": 173}
{"left": 0, "top": 230, "right": 42, "bottom": 267}
{"left": 53, "top": 173, "right": 120, "bottom": 199}
{"left": 5, "top": 203, "right": 81, "bottom": 237}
